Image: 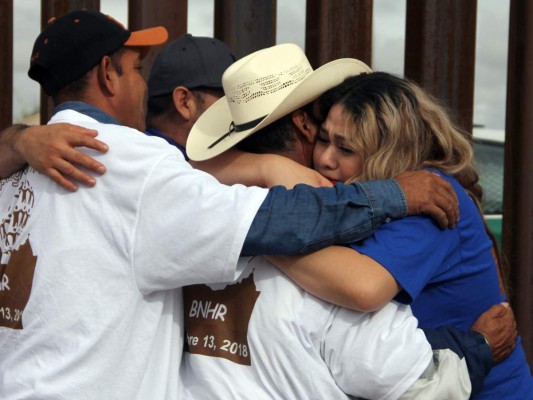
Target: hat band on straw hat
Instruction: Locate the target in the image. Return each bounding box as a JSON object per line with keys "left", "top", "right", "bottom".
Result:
{"left": 208, "top": 115, "right": 267, "bottom": 149}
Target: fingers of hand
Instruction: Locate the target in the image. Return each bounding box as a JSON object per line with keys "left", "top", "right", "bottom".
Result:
{"left": 55, "top": 123, "right": 98, "bottom": 138}
{"left": 436, "top": 189, "right": 458, "bottom": 226}
{"left": 427, "top": 206, "right": 449, "bottom": 229}
{"left": 45, "top": 139, "right": 105, "bottom": 176}
{"left": 66, "top": 132, "right": 109, "bottom": 154}
{"left": 444, "top": 204, "right": 456, "bottom": 228}
{"left": 489, "top": 303, "right": 509, "bottom": 317}
{"left": 67, "top": 149, "right": 106, "bottom": 175}
{"left": 46, "top": 168, "right": 79, "bottom": 192}
{"left": 426, "top": 197, "right": 452, "bottom": 229}
{"left": 428, "top": 176, "right": 459, "bottom": 221}
{"left": 52, "top": 158, "right": 97, "bottom": 187}
{"left": 71, "top": 126, "right": 99, "bottom": 138}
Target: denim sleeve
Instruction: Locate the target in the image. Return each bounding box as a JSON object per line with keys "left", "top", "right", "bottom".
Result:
{"left": 422, "top": 327, "right": 493, "bottom": 397}
{"left": 241, "top": 179, "right": 407, "bottom": 255}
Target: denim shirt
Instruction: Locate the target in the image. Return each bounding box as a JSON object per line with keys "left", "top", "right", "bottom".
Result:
{"left": 55, "top": 101, "right": 407, "bottom": 256}
{"left": 243, "top": 180, "right": 406, "bottom": 255}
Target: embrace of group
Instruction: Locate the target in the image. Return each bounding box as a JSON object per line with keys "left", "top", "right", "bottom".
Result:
{"left": 0, "top": 9, "right": 531, "bottom": 400}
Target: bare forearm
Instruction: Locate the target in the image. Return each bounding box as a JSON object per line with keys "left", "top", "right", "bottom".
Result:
{"left": 0, "top": 124, "right": 29, "bottom": 177}
{"left": 266, "top": 245, "right": 400, "bottom": 311}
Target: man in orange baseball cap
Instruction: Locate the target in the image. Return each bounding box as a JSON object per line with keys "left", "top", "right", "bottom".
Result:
{"left": 28, "top": 9, "right": 167, "bottom": 131}
{"left": 29, "top": 10, "right": 167, "bottom": 97}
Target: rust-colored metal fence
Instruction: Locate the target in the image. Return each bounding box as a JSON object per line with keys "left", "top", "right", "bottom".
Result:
{"left": 0, "top": 0, "right": 532, "bottom": 367}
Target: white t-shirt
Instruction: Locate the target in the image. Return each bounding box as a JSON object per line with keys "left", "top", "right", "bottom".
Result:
{"left": 0, "top": 110, "right": 268, "bottom": 400}
{"left": 180, "top": 257, "right": 433, "bottom": 400}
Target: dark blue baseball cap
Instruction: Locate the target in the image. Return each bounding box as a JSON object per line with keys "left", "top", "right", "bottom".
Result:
{"left": 148, "top": 33, "right": 236, "bottom": 99}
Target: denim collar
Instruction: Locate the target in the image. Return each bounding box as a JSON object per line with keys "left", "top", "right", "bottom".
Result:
{"left": 53, "top": 101, "right": 122, "bottom": 125}
{"left": 145, "top": 127, "right": 189, "bottom": 161}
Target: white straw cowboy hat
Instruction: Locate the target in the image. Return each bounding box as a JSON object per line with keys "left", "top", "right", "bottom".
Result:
{"left": 186, "top": 43, "right": 372, "bottom": 161}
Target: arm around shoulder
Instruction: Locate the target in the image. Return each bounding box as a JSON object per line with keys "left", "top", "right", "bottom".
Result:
{"left": 0, "top": 123, "right": 108, "bottom": 191}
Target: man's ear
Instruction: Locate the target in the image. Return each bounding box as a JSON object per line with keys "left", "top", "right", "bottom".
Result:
{"left": 172, "top": 86, "right": 195, "bottom": 120}
{"left": 292, "top": 109, "right": 317, "bottom": 144}
{"left": 96, "top": 56, "right": 118, "bottom": 95}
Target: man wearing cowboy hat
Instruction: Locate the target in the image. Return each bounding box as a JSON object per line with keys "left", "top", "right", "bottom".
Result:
{"left": 180, "top": 43, "right": 505, "bottom": 399}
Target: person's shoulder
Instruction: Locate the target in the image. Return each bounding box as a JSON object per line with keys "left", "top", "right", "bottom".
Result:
{"left": 425, "top": 168, "right": 456, "bottom": 185}
{"left": 101, "top": 124, "right": 183, "bottom": 157}
{"left": 424, "top": 168, "right": 471, "bottom": 201}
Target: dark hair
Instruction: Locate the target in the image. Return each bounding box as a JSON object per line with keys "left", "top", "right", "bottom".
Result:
{"left": 146, "top": 93, "right": 175, "bottom": 124}
{"left": 53, "top": 47, "right": 126, "bottom": 102}
{"left": 235, "top": 113, "right": 296, "bottom": 154}
{"left": 54, "top": 71, "right": 92, "bottom": 101}
{"left": 235, "top": 103, "right": 317, "bottom": 154}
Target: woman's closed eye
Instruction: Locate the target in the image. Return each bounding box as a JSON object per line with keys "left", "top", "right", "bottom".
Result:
{"left": 338, "top": 145, "right": 355, "bottom": 155}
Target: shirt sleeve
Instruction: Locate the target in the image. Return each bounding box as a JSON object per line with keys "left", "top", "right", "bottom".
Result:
{"left": 133, "top": 154, "right": 268, "bottom": 293}
{"left": 349, "top": 215, "right": 459, "bottom": 303}
{"left": 421, "top": 327, "right": 492, "bottom": 397}
{"left": 322, "top": 302, "right": 432, "bottom": 400}
{"left": 242, "top": 179, "right": 407, "bottom": 255}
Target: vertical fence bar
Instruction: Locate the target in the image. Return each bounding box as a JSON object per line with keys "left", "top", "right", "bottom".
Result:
{"left": 404, "top": 0, "right": 477, "bottom": 133}
{"left": 128, "top": 0, "right": 187, "bottom": 81}
{"left": 214, "top": 0, "right": 276, "bottom": 59}
{"left": 503, "top": 0, "right": 533, "bottom": 367}
{"left": 0, "top": 0, "right": 13, "bottom": 131}
{"left": 39, "top": 0, "right": 100, "bottom": 124}
{"left": 305, "top": 0, "right": 372, "bottom": 68}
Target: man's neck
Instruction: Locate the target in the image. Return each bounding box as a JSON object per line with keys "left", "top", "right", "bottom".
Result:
{"left": 53, "top": 101, "right": 121, "bottom": 125}
{"left": 289, "top": 138, "right": 314, "bottom": 168}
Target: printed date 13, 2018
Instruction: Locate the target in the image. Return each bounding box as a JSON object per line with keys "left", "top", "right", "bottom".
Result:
{"left": 187, "top": 333, "right": 248, "bottom": 357}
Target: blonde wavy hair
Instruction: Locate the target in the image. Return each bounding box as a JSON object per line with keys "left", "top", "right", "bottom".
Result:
{"left": 320, "top": 72, "right": 475, "bottom": 187}
{"left": 316, "top": 71, "right": 508, "bottom": 294}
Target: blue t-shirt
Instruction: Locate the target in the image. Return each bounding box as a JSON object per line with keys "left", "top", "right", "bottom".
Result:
{"left": 350, "top": 171, "right": 532, "bottom": 399}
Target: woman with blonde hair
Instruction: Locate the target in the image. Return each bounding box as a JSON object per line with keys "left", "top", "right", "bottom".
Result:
{"left": 269, "top": 71, "right": 533, "bottom": 399}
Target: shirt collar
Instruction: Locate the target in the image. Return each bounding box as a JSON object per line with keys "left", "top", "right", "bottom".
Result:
{"left": 145, "top": 128, "right": 189, "bottom": 161}
{"left": 53, "top": 101, "right": 121, "bottom": 125}
{"left": 52, "top": 102, "right": 189, "bottom": 161}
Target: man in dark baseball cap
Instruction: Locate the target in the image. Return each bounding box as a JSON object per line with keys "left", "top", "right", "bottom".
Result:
{"left": 145, "top": 34, "right": 236, "bottom": 159}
